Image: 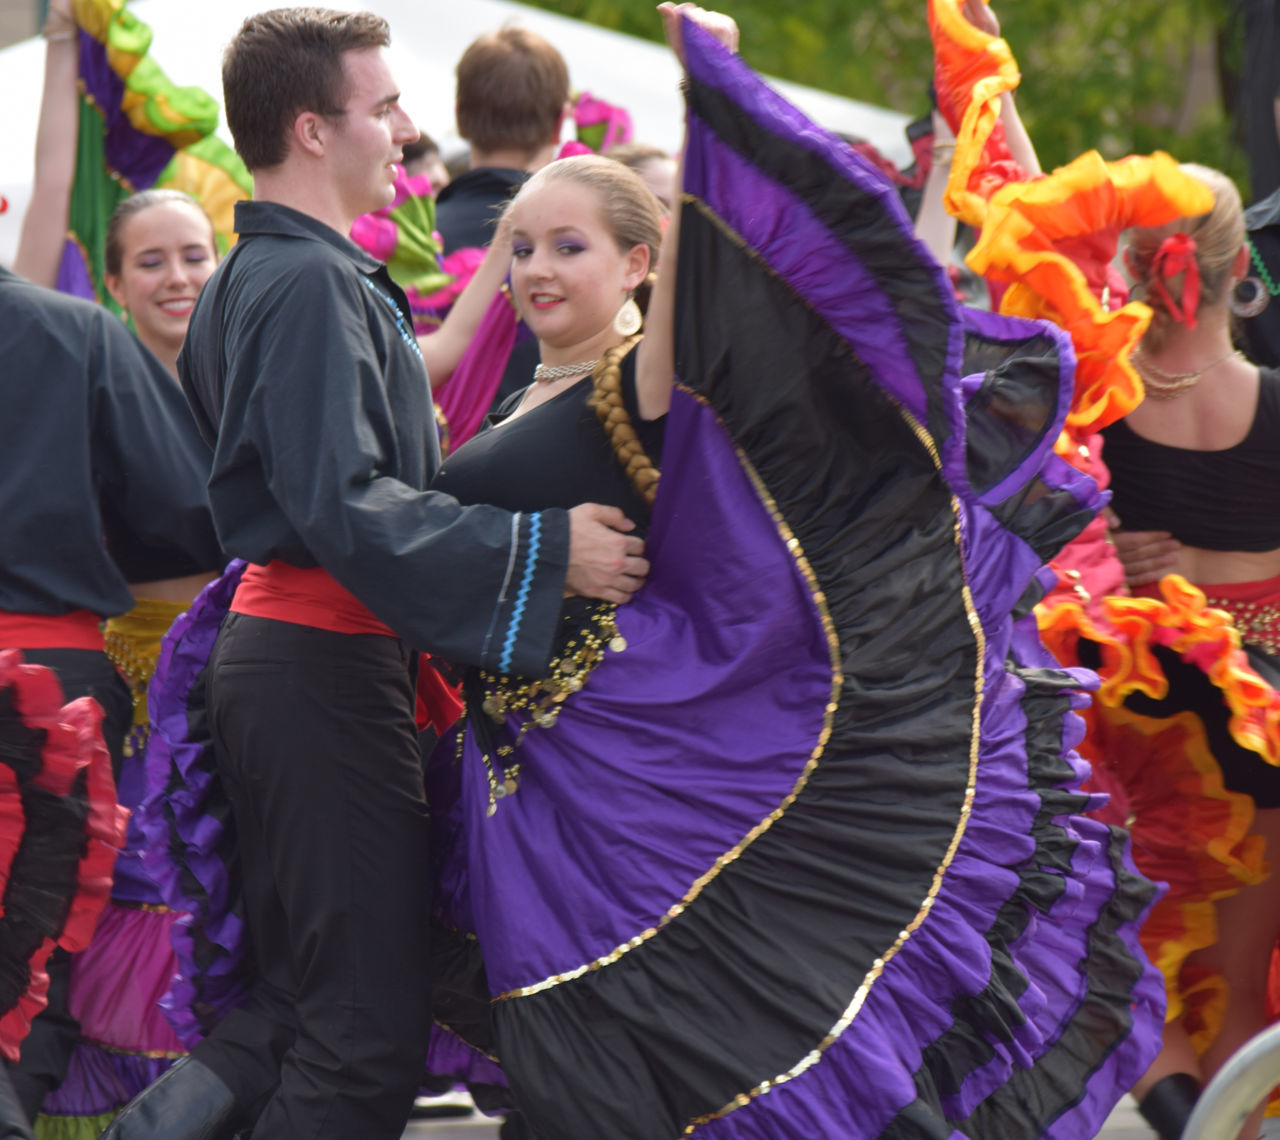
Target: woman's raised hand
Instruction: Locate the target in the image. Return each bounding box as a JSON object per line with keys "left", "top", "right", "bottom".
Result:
{"left": 44, "top": 0, "right": 75, "bottom": 36}
{"left": 48, "top": 0, "right": 74, "bottom": 25}
{"left": 962, "top": 0, "right": 1000, "bottom": 37}
{"left": 657, "top": 3, "right": 740, "bottom": 68}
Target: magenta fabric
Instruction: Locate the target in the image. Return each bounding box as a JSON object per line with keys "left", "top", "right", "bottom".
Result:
{"left": 433, "top": 289, "right": 519, "bottom": 451}
{"left": 66, "top": 903, "right": 184, "bottom": 1053}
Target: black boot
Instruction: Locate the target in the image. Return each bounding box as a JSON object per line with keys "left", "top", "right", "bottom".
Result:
{"left": 1138, "top": 1072, "right": 1202, "bottom": 1140}
{"left": 0, "top": 1068, "right": 34, "bottom": 1140}
{"left": 98, "top": 1057, "right": 238, "bottom": 1140}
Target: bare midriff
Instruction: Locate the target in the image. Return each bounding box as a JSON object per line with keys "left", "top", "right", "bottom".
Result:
{"left": 128, "top": 571, "right": 218, "bottom": 605}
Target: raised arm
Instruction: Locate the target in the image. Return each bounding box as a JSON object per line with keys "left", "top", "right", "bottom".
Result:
{"left": 13, "top": 0, "right": 79, "bottom": 286}
{"left": 997, "top": 94, "right": 1040, "bottom": 180}
{"left": 633, "top": 138, "right": 681, "bottom": 419}
{"left": 962, "top": 0, "right": 1041, "bottom": 177}
{"left": 416, "top": 222, "right": 514, "bottom": 390}
{"left": 913, "top": 111, "right": 960, "bottom": 266}
{"left": 636, "top": 3, "right": 740, "bottom": 420}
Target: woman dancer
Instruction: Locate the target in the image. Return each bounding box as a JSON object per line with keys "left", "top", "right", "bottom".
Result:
{"left": 926, "top": 2, "right": 1280, "bottom": 1135}
{"left": 422, "top": 4, "right": 1162, "bottom": 1137}
{"left": 1099, "top": 174, "right": 1280, "bottom": 1140}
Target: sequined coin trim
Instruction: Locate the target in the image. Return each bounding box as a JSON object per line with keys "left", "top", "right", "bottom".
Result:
{"left": 470, "top": 602, "right": 623, "bottom": 816}
{"left": 104, "top": 598, "right": 186, "bottom": 759}
{"left": 1204, "top": 595, "right": 1280, "bottom": 658}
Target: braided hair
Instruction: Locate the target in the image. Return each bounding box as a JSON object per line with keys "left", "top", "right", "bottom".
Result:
{"left": 589, "top": 333, "right": 659, "bottom": 506}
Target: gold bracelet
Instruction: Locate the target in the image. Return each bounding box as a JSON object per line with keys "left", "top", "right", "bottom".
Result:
{"left": 42, "top": 26, "right": 76, "bottom": 40}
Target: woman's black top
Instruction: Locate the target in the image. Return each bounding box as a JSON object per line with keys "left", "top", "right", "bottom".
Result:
{"left": 432, "top": 352, "right": 664, "bottom": 536}
{"left": 1102, "top": 366, "right": 1280, "bottom": 551}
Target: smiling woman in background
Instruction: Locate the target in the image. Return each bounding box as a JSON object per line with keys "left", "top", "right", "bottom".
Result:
{"left": 97, "top": 190, "right": 221, "bottom": 379}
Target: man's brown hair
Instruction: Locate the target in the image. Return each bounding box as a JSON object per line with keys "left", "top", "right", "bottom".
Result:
{"left": 455, "top": 27, "right": 569, "bottom": 156}
{"left": 222, "top": 7, "right": 390, "bottom": 171}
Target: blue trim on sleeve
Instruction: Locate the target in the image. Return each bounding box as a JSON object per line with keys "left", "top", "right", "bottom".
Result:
{"left": 482, "top": 513, "right": 522, "bottom": 667}
{"left": 499, "top": 512, "right": 543, "bottom": 674}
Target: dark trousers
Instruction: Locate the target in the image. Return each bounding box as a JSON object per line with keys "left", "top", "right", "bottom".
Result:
{"left": 192, "top": 614, "right": 432, "bottom": 1140}
{"left": 5, "top": 647, "right": 130, "bottom": 1121}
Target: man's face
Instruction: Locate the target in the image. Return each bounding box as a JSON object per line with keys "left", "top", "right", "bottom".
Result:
{"left": 327, "top": 48, "right": 418, "bottom": 218}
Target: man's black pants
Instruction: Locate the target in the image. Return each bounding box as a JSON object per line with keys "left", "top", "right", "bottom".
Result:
{"left": 192, "top": 613, "right": 432, "bottom": 1140}
{"left": 5, "top": 647, "right": 131, "bottom": 1122}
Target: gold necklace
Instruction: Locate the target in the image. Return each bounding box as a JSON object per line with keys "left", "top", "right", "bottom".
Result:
{"left": 533, "top": 358, "right": 599, "bottom": 383}
{"left": 1131, "top": 347, "right": 1243, "bottom": 400}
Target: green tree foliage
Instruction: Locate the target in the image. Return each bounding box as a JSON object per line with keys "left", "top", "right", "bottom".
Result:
{"left": 522, "top": 0, "right": 1246, "bottom": 185}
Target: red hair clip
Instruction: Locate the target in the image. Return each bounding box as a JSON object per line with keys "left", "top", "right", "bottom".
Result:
{"left": 1148, "top": 232, "right": 1201, "bottom": 328}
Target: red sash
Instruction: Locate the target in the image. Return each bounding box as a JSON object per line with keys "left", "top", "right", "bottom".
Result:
{"left": 230, "top": 561, "right": 395, "bottom": 637}
{"left": 0, "top": 610, "right": 105, "bottom": 650}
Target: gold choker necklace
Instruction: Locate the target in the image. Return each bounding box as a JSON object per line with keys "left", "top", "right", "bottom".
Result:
{"left": 1131, "top": 347, "right": 1242, "bottom": 400}
{"left": 533, "top": 359, "right": 599, "bottom": 383}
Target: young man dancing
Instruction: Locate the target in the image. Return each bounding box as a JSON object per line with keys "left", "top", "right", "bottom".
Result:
{"left": 102, "top": 10, "right": 647, "bottom": 1139}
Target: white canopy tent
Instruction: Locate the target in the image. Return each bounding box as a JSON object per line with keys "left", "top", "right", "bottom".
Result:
{"left": 0, "top": 0, "right": 910, "bottom": 267}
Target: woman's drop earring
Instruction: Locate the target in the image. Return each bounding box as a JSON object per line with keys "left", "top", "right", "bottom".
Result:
{"left": 613, "top": 294, "right": 642, "bottom": 336}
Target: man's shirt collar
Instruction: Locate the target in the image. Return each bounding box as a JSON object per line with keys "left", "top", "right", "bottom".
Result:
{"left": 233, "top": 200, "right": 382, "bottom": 275}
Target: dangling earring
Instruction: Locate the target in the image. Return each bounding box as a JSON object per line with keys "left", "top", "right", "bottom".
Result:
{"left": 613, "top": 293, "right": 642, "bottom": 336}
{"left": 1230, "top": 275, "right": 1271, "bottom": 319}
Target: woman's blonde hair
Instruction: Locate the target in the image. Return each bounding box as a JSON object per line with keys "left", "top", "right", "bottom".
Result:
{"left": 1128, "top": 164, "right": 1244, "bottom": 350}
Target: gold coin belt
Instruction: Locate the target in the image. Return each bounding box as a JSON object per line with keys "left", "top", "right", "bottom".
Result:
{"left": 103, "top": 629, "right": 162, "bottom": 759}
{"left": 1203, "top": 596, "right": 1280, "bottom": 658}
{"left": 464, "top": 602, "right": 626, "bottom": 817}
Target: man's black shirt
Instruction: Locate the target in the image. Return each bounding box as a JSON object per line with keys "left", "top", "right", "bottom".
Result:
{"left": 0, "top": 267, "right": 221, "bottom": 617}
{"left": 178, "top": 201, "right": 568, "bottom": 675}
{"left": 434, "top": 167, "right": 529, "bottom": 253}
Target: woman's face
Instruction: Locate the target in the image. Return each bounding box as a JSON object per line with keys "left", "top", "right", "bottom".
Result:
{"left": 105, "top": 200, "right": 217, "bottom": 357}
{"left": 508, "top": 180, "right": 649, "bottom": 354}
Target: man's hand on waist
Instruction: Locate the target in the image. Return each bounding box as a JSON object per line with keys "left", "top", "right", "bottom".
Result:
{"left": 565, "top": 503, "right": 649, "bottom": 605}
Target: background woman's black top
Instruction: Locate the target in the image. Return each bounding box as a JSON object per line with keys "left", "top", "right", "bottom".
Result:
{"left": 1103, "top": 366, "right": 1280, "bottom": 551}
